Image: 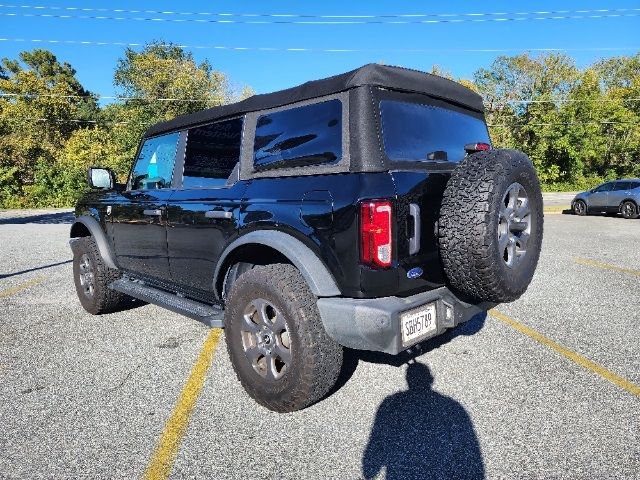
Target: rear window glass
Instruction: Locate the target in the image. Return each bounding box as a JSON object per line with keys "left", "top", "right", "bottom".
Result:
{"left": 380, "top": 100, "right": 490, "bottom": 163}
{"left": 183, "top": 118, "right": 243, "bottom": 189}
{"left": 253, "top": 99, "right": 342, "bottom": 170}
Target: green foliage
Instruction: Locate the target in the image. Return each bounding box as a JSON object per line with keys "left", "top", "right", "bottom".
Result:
{"left": 475, "top": 52, "right": 640, "bottom": 189}
{"left": 0, "top": 49, "right": 100, "bottom": 207}
{"left": 0, "top": 42, "right": 238, "bottom": 207}
{"left": 0, "top": 45, "right": 638, "bottom": 207}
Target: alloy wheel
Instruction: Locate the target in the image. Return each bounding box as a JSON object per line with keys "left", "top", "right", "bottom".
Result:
{"left": 240, "top": 298, "right": 292, "bottom": 380}
{"left": 78, "top": 253, "right": 95, "bottom": 298}
{"left": 497, "top": 182, "right": 531, "bottom": 269}
{"left": 622, "top": 202, "right": 635, "bottom": 218}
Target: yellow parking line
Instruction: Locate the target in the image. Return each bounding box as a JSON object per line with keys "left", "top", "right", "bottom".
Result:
{"left": 0, "top": 276, "right": 44, "bottom": 298}
{"left": 490, "top": 309, "right": 639, "bottom": 397}
{"left": 543, "top": 206, "right": 569, "bottom": 214}
{"left": 143, "top": 328, "right": 222, "bottom": 480}
{"left": 574, "top": 257, "right": 640, "bottom": 277}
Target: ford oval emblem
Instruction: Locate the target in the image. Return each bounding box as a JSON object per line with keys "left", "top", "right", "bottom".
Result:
{"left": 407, "top": 267, "right": 423, "bottom": 279}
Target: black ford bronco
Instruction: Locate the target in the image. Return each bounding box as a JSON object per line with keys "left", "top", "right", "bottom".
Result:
{"left": 70, "top": 64, "right": 543, "bottom": 412}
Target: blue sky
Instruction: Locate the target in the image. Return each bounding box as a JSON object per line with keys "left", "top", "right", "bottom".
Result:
{"left": 0, "top": 0, "right": 638, "bottom": 99}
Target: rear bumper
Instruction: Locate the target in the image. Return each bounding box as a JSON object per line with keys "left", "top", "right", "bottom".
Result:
{"left": 317, "top": 287, "right": 493, "bottom": 355}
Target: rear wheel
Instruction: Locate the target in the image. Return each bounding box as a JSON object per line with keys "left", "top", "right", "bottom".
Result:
{"left": 224, "top": 264, "right": 343, "bottom": 412}
{"left": 621, "top": 200, "right": 639, "bottom": 219}
{"left": 573, "top": 200, "right": 587, "bottom": 216}
{"left": 439, "top": 149, "right": 544, "bottom": 303}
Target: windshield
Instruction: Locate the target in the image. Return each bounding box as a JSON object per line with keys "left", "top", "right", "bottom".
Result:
{"left": 380, "top": 100, "right": 490, "bottom": 163}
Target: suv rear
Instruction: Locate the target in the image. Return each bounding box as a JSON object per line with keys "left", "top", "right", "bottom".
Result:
{"left": 70, "top": 64, "right": 543, "bottom": 412}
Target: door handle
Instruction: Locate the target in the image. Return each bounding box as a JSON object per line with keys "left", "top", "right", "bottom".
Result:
{"left": 408, "top": 203, "right": 421, "bottom": 255}
{"left": 143, "top": 209, "right": 163, "bottom": 216}
{"left": 205, "top": 210, "right": 233, "bottom": 220}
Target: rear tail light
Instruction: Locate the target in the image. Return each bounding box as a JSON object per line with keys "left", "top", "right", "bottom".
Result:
{"left": 360, "top": 200, "right": 393, "bottom": 268}
{"left": 464, "top": 142, "right": 491, "bottom": 154}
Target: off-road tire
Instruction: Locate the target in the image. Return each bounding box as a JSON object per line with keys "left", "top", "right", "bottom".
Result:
{"left": 224, "top": 263, "right": 343, "bottom": 413}
{"left": 621, "top": 200, "right": 639, "bottom": 219}
{"left": 573, "top": 200, "right": 587, "bottom": 216}
{"left": 439, "top": 149, "right": 544, "bottom": 303}
{"left": 72, "top": 236, "right": 130, "bottom": 314}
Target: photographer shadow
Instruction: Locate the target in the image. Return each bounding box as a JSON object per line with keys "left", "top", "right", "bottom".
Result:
{"left": 361, "top": 361, "right": 485, "bottom": 479}
{"left": 341, "top": 312, "right": 487, "bottom": 479}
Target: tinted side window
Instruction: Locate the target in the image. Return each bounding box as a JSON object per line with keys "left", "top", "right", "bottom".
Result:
{"left": 629, "top": 182, "right": 640, "bottom": 190}
{"left": 183, "top": 118, "right": 243, "bottom": 189}
{"left": 613, "top": 182, "right": 629, "bottom": 191}
{"left": 253, "top": 99, "right": 342, "bottom": 171}
{"left": 131, "top": 132, "right": 180, "bottom": 190}
{"left": 594, "top": 183, "right": 613, "bottom": 192}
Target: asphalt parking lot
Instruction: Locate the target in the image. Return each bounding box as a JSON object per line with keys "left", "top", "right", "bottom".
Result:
{"left": 0, "top": 206, "right": 638, "bottom": 479}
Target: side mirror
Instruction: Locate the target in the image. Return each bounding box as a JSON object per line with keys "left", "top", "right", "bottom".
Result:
{"left": 87, "top": 167, "right": 116, "bottom": 190}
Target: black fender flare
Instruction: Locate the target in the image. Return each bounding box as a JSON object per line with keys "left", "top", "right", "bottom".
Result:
{"left": 214, "top": 230, "right": 341, "bottom": 299}
{"left": 70, "top": 215, "right": 118, "bottom": 270}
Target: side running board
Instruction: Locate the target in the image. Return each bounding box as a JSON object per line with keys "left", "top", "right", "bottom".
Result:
{"left": 110, "top": 277, "right": 224, "bottom": 328}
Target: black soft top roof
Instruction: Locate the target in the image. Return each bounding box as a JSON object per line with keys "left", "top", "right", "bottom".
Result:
{"left": 144, "top": 63, "right": 484, "bottom": 138}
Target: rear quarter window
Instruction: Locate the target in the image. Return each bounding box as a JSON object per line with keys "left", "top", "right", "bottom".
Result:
{"left": 253, "top": 99, "right": 342, "bottom": 171}
{"left": 380, "top": 100, "right": 490, "bottom": 163}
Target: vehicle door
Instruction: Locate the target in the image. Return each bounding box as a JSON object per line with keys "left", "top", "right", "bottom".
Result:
{"left": 109, "top": 131, "right": 183, "bottom": 280}
{"left": 588, "top": 182, "right": 613, "bottom": 211}
{"left": 166, "top": 117, "right": 248, "bottom": 296}
{"left": 607, "top": 181, "right": 629, "bottom": 211}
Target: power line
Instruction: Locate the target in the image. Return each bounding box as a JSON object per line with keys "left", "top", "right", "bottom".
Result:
{"left": 8, "top": 117, "right": 639, "bottom": 128}
{"left": 3, "top": 92, "right": 640, "bottom": 105}
{"left": 0, "top": 92, "right": 212, "bottom": 102}
{"left": 6, "top": 116, "right": 147, "bottom": 126}
{"left": 1, "top": 38, "right": 637, "bottom": 54}
{"left": 1, "top": 11, "right": 639, "bottom": 25}
{"left": 488, "top": 121, "right": 639, "bottom": 127}
{"left": 497, "top": 98, "right": 640, "bottom": 104}
{"left": 0, "top": 4, "right": 638, "bottom": 20}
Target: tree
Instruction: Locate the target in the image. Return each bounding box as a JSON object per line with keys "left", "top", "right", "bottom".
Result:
{"left": 113, "top": 41, "right": 230, "bottom": 120}
{"left": 106, "top": 41, "right": 234, "bottom": 171}
{"left": 473, "top": 53, "right": 582, "bottom": 183}
{"left": 0, "top": 49, "right": 98, "bottom": 207}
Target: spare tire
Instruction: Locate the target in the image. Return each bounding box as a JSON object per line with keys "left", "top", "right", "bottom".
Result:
{"left": 438, "top": 149, "right": 543, "bottom": 303}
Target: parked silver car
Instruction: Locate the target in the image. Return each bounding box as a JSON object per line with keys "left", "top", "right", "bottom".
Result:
{"left": 572, "top": 179, "right": 640, "bottom": 219}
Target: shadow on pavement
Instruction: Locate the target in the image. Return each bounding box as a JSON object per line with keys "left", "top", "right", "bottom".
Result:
{"left": 0, "top": 259, "right": 72, "bottom": 279}
{"left": 361, "top": 362, "right": 485, "bottom": 479}
{"left": 326, "top": 312, "right": 487, "bottom": 478}
{"left": 0, "top": 211, "right": 74, "bottom": 225}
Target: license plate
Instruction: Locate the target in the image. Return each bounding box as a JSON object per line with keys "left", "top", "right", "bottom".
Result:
{"left": 401, "top": 303, "right": 437, "bottom": 345}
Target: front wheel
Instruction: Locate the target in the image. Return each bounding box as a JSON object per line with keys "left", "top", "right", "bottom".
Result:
{"left": 621, "top": 201, "right": 639, "bottom": 219}
{"left": 224, "top": 264, "right": 343, "bottom": 412}
{"left": 72, "top": 236, "right": 131, "bottom": 314}
{"left": 573, "top": 200, "right": 587, "bottom": 216}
